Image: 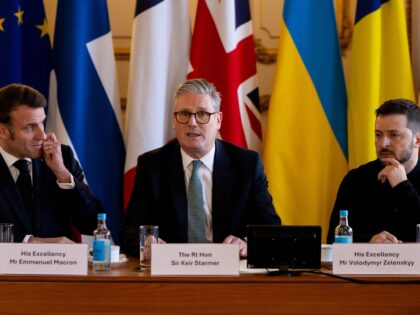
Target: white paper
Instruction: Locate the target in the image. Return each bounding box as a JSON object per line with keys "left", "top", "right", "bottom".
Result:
{"left": 151, "top": 243, "right": 239, "bottom": 275}
{"left": 0, "top": 243, "right": 88, "bottom": 275}
{"left": 333, "top": 243, "right": 420, "bottom": 275}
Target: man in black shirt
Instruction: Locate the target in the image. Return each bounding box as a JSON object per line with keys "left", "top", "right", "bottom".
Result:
{"left": 327, "top": 99, "right": 420, "bottom": 243}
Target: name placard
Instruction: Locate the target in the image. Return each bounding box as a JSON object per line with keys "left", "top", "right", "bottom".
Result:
{"left": 333, "top": 243, "right": 420, "bottom": 275}
{"left": 151, "top": 244, "right": 239, "bottom": 275}
{"left": 0, "top": 243, "right": 88, "bottom": 275}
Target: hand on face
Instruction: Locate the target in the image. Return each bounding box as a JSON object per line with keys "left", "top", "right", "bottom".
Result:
{"left": 42, "top": 133, "right": 71, "bottom": 183}
{"left": 377, "top": 157, "right": 407, "bottom": 187}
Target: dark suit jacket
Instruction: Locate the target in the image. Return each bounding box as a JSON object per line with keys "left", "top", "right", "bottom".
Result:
{"left": 0, "top": 145, "right": 103, "bottom": 242}
{"left": 120, "top": 140, "right": 281, "bottom": 256}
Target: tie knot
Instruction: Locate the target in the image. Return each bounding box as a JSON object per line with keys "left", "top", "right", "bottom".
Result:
{"left": 14, "top": 160, "right": 29, "bottom": 173}
{"left": 192, "top": 160, "right": 202, "bottom": 170}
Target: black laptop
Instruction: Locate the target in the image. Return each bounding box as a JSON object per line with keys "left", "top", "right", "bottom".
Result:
{"left": 247, "top": 225, "right": 321, "bottom": 272}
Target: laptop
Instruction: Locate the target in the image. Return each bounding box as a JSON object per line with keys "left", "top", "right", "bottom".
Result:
{"left": 247, "top": 225, "right": 321, "bottom": 273}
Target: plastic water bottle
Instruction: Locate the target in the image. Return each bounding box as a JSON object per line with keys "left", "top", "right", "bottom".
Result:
{"left": 92, "top": 213, "right": 111, "bottom": 271}
{"left": 334, "top": 210, "right": 353, "bottom": 243}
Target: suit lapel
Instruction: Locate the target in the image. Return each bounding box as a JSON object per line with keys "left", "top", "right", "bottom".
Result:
{"left": 212, "top": 141, "right": 232, "bottom": 242}
{"left": 169, "top": 144, "right": 188, "bottom": 237}
{"left": 0, "top": 155, "right": 32, "bottom": 232}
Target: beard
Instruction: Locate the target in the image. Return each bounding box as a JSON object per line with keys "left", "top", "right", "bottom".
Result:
{"left": 397, "top": 147, "right": 414, "bottom": 164}
{"left": 379, "top": 144, "right": 414, "bottom": 165}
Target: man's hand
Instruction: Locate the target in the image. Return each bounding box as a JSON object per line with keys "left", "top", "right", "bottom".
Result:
{"left": 42, "top": 133, "right": 71, "bottom": 183}
{"left": 377, "top": 158, "right": 407, "bottom": 187}
{"left": 370, "top": 231, "right": 402, "bottom": 244}
{"left": 223, "top": 235, "right": 247, "bottom": 258}
{"left": 142, "top": 237, "right": 166, "bottom": 261}
{"left": 28, "top": 236, "right": 75, "bottom": 244}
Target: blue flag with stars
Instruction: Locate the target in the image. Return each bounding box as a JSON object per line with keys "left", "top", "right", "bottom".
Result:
{"left": 0, "top": 0, "right": 51, "bottom": 97}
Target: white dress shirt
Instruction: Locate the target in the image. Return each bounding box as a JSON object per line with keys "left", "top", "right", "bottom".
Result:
{"left": 0, "top": 146, "right": 75, "bottom": 242}
{"left": 181, "top": 145, "right": 215, "bottom": 242}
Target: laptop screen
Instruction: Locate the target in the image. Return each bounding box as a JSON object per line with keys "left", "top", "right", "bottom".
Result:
{"left": 247, "top": 225, "right": 321, "bottom": 270}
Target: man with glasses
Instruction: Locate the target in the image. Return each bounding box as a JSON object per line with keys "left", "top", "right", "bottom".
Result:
{"left": 120, "top": 78, "right": 280, "bottom": 258}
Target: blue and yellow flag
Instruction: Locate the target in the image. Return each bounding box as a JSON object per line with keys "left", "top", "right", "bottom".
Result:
{"left": 0, "top": 0, "right": 51, "bottom": 97}
{"left": 263, "top": 0, "right": 347, "bottom": 240}
{"left": 348, "top": 0, "right": 415, "bottom": 169}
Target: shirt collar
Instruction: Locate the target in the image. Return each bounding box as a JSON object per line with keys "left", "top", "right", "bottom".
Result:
{"left": 181, "top": 145, "right": 215, "bottom": 172}
{"left": 0, "top": 146, "right": 31, "bottom": 169}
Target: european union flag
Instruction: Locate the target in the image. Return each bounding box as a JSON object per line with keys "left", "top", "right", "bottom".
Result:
{"left": 0, "top": 0, "right": 51, "bottom": 97}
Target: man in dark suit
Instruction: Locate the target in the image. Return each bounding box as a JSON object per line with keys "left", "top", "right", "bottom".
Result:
{"left": 0, "top": 83, "right": 103, "bottom": 243}
{"left": 120, "top": 78, "right": 280, "bottom": 257}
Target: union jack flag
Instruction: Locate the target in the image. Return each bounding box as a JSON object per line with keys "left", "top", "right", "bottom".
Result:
{"left": 188, "top": 0, "right": 261, "bottom": 151}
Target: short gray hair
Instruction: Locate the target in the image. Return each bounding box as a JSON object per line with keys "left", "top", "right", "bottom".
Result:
{"left": 174, "top": 78, "right": 222, "bottom": 111}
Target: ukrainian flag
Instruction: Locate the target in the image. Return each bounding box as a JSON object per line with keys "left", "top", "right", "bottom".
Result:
{"left": 263, "top": 0, "right": 347, "bottom": 240}
{"left": 348, "top": 0, "right": 415, "bottom": 169}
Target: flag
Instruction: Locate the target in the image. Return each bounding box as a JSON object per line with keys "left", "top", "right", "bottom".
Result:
{"left": 188, "top": 0, "right": 261, "bottom": 152}
{"left": 263, "top": 0, "right": 348, "bottom": 240}
{"left": 124, "top": 0, "right": 190, "bottom": 207}
{"left": 0, "top": 0, "right": 51, "bottom": 97}
{"left": 348, "top": 0, "right": 415, "bottom": 169}
{"left": 411, "top": 0, "right": 420, "bottom": 103}
{"left": 47, "top": 0, "right": 125, "bottom": 242}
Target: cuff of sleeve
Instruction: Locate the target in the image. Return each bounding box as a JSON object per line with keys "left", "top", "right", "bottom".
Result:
{"left": 57, "top": 174, "right": 75, "bottom": 189}
{"left": 23, "top": 235, "right": 33, "bottom": 243}
{"left": 392, "top": 180, "right": 412, "bottom": 196}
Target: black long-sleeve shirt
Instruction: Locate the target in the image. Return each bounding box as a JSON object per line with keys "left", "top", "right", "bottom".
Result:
{"left": 327, "top": 159, "right": 420, "bottom": 243}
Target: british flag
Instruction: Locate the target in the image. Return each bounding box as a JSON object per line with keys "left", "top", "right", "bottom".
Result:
{"left": 188, "top": 0, "right": 261, "bottom": 151}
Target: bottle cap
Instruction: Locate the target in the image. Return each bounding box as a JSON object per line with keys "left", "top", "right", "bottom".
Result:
{"left": 98, "top": 213, "right": 106, "bottom": 220}
{"left": 339, "top": 210, "right": 348, "bottom": 216}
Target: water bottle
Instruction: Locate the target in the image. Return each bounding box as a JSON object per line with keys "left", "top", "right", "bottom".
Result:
{"left": 92, "top": 213, "right": 111, "bottom": 271}
{"left": 334, "top": 210, "right": 353, "bottom": 243}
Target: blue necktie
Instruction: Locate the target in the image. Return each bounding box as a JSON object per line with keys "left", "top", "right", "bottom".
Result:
{"left": 14, "top": 160, "right": 34, "bottom": 219}
{"left": 187, "top": 160, "right": 207, "bottom": 243}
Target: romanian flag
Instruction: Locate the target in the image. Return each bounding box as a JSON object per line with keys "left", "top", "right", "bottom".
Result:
{"left": 348, "top": 0, "right": 415, "bottom": 169}
{"left": 263, "top": 0, "right": 347, "bottom": 240}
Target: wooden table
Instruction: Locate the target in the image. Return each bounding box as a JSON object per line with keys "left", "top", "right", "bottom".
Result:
{"left": 0, "top": 259, "right": 420, "bottom": 314}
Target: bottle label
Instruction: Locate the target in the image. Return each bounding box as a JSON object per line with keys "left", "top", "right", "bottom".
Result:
{"left": 93, "top": 239, "right": 111, "bottom": 261}
{"left": 334, "top": 235, "right": 352, "bottom": 243}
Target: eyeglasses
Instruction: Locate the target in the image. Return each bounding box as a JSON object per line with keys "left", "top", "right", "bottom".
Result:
{"left": 173, "top": 111, "right": 218, "bottom": 124}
